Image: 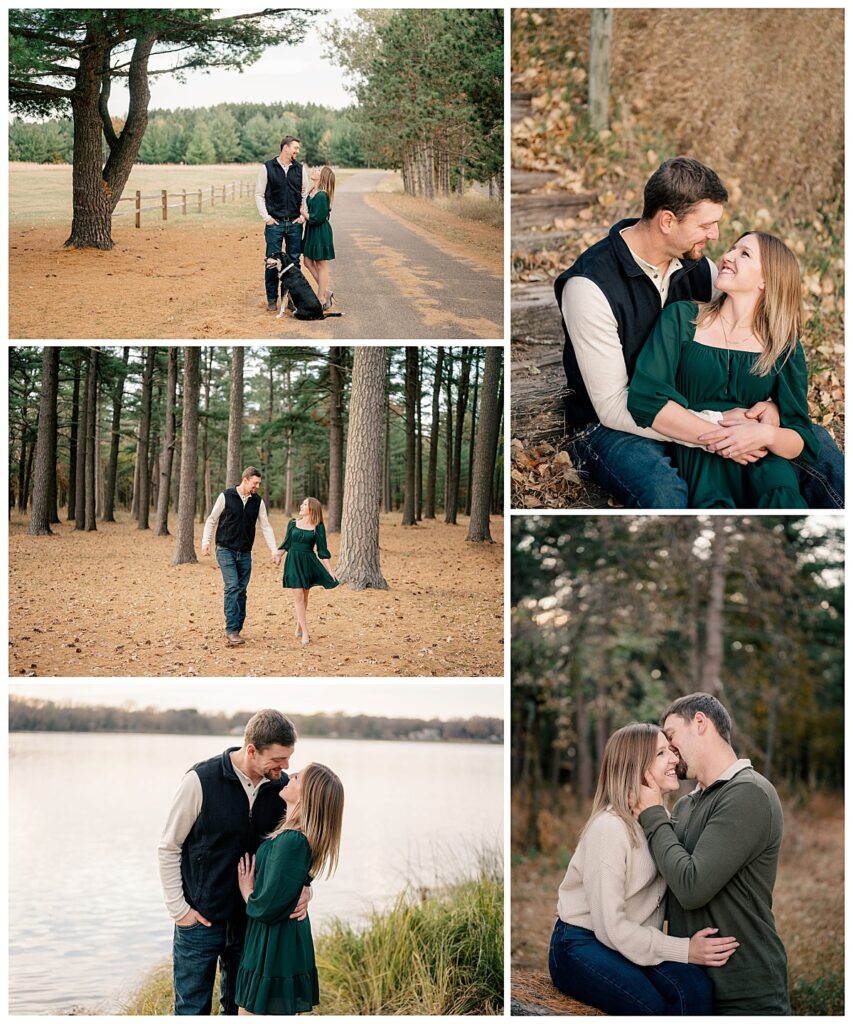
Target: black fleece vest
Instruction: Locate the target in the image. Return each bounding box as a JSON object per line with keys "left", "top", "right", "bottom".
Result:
{"left": 180, "top": 748, "right": 286, "bottom": 923}
{"left": 215, "top": 487, "right": 260, "bottom": 552}
{"left": 554, "top": 218, "right": 713, "bottom": 428}
{"left": 264, "top": 157, "right": 303, "bottom": 220}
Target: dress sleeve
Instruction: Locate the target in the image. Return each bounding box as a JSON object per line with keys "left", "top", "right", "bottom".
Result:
{"left": 315, "top": 522, "right": 332, "bottom": 560}
{"left": 772, "top": 342, "right": 820, "bottom": 464}
{"left": 246, "top": 831, "right": 312, "bottom": 925}
{"left": 627, "top": 302, "right": 694, "bottom": 427}
{"left": 307, "top": 192, "right": 330, "bottom": 225}
{"left": 279, "top": 519, "right": 294, "bottom": 552}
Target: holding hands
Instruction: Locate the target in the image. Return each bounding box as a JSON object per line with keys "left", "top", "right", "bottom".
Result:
{"left": 698, "top": 400, "right": 780, "bottom": 462}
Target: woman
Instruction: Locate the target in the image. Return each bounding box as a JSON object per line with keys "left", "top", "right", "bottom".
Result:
{"left": 279, "top": 497, "right": 338, "bottom": 646}
{"left": 549, "top": 723, "right": 738, "bottom": 1015}
{"left": 236, "top": 763, "right": 344, "bottom": 1016}
{"left": 302, "top": 166, "right": 336, "bottom": 310}
{"left": 628, "top": 232, "right": 818, "bottom": 507}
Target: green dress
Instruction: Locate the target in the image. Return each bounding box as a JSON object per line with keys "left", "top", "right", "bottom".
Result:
{"left": 627, "top": 301, "right": 818, "bottom": 508}
{"left": 280, "top": 520, "right": 340, "bottom": 590}
{"left": 235, "top": 830, "right": 318, "bottom": 1015}
{"left": 303, "top": 191, "right": 335, "bottom": 261}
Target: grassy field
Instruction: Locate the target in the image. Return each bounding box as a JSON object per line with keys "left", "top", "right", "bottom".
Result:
{"left": 9, "top": 162, "right": 361, "bottom": 229}
{"left": 511, "top": 790, "right": 844, "bottom": 1015}
{"left": 121, "top": 861, "right": 503, "bottom": 1015}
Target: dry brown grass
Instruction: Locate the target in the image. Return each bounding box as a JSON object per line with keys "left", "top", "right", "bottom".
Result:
{"left": 511, "top": 789, "right": 844, "bottom": 1014}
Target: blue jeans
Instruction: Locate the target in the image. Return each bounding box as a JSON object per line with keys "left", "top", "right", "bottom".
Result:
{"left": 216, "top": 546, "right": 252, "bottom": 635}
{"left": 173, "top": 920, "right": 243, "bottom": 1015}
{"left": 264, "top": 220, "right": 302, "bottom": 304}
{"left": 549, "top": 920, "right": 713, "bottom": 1016}
{"left": 569, "top": 423, "right": 844, "bottom": 509}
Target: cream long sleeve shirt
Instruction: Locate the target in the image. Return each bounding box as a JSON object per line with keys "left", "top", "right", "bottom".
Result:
{"left": 556, "top": 808, "right": 690, "bottom": 966}
{"left": 561, "top": 248, "right": 723, "bottom": 445}
{"left": 202, "top": 491, "right": 279, "bottom": 555}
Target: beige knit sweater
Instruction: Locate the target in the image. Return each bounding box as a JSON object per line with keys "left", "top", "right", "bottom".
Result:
{"left": 556, "top": 808, "right": 690, "bottom": 966}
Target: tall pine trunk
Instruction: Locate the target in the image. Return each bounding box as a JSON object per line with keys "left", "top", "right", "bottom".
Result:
{"left": 401, "top": 346, "right": 417, "bottom": 526}
{"left": 465, "top": 347, "right": 501, "bottom": 542}
{"left": 27, "top": 347, "right": 60, "bottom": 536}
{"left": 425, "top": 347, "right": 444, "bottom": 518}
{"left": 75, "top": 349, "right": 93, "bottom": 530}
{"left": 136, "top": 346, "right": 155, "bottom": 529}
{"left": 67, "top": 350, "right": 82, "bottom": 520}
{"left": 465, "top": 349, "right": 480, "bottom": 516}
{"left": 336, "top": 348, "right": 388, "bottom": 590}
{"left": 83, "top": 347, "right": 98, "bottom": 531}
{"left": 445, "top": 348, "right": 471, "bottom": 525}
{"left": 103, "top": 346, "right": 129, "bottom": 522}
{"left": 327, "top": 347, "right": 345, "bottom": 533}
{"left": 226, "top": 346, "right": 244, "bottom": 489}
{"left": 155, "top": 347, "right": 178, "bottom": 536}
{"left": 172, "top": 348, "right": 201, "bottom": 564}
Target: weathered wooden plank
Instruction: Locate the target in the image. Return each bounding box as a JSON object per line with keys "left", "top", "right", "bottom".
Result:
{"left": 512, "top": 192, "right": 596, "bottom": 232}
{"left": 512, "top": 969, "right": 606, "bottom": 1016}
{"left": 511, "top": 170, "right": 559, "bottom": 194}
{"left": 511, "top": 229, "right": 574, "bottom": 253}
{"left": 511, "top": 91, "right": 533, "bottom": 121}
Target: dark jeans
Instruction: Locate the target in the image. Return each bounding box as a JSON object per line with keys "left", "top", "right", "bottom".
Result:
{"left": 568, "top": 422, "right": 844, "bottom": 509}
{"left": 549, "top": 919, "right": 714, "bottom": 1016}
{"left": 216, "top": 546, "right": 252, "bottom": 635}
{"left": 173, "top": 920, "right": 243, "bottom": 1015}
{"left": 264, "top": 219, "right": 303, "bottom": 304}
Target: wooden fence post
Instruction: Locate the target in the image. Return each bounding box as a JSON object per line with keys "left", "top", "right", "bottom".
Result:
{"left": 222, "top": 184, "right": 227, "bottom": 204}
{"left": 182, "top": 189, "right": 187, "bottom": 215}
{"left": 198, "top": 188, "right": 203, "bottom": 212}
{"left": 210, "top": 185, "right": 215, "bottom": 207}
{"left": 135, "top": 190, "right": 141, "bottom": 229}
{"left": 161, "top": 189, "right": 168, "bottom": 221}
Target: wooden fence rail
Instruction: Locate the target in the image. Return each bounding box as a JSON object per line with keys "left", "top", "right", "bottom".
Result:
{"left": 113, "top": 179, "right": 254, "bottom": 228}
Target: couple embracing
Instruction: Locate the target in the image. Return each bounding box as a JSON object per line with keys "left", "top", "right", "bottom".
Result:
{"left": 159, "top": 710, "right": 344, "bottom": 1015}
{"left": 202, "top": 467, "right": 339, "bottom": 647}
{"left": 550, "top": 693, "right": 789, "bottom": 1015}
{"left": 257, "top": 135, "right": 336, "bottom": 314}
{"left": 557, "top": 157, "right": 844, "bottom": 508}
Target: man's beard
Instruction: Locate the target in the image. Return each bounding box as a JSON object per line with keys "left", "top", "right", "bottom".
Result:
{"left": 675, "top": 757, "right": 689, "bottom": 780}
{"left": 683, "top": 242, "right": 705, "bottom": 261}
{"left": 264, "top": 767, "right": 282, "bottom": 780}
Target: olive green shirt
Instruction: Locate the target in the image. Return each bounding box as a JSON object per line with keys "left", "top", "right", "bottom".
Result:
{"left": 639, "top": 762, "right": 789, "bottom": 1015}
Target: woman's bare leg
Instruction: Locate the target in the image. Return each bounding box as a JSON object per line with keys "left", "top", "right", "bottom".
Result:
{"left": 302, "top": 588, "right": 311, "bottom": 641}
{"left": 316, "top": 260, "right": 329, "bottom": 303}
{"left": 237, "top": 1008, "right": 253, "bottom": 1016}
{"left": 292, "top": 589, "right": 309, "bottom": 641}
{"left": 302, "top": 256, "right": 319, "bottom": 289}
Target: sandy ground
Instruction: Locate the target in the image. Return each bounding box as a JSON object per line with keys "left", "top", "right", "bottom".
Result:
{"left": 9, "top": 168, "right": 503, "bottom": 340}
{"left": 9, "top": 512, "right": 504, "bottom": 678}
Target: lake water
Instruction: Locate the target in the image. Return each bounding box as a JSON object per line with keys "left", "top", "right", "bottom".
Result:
{"left": 9, "top": 732, "right": 503, "bottom": 1014}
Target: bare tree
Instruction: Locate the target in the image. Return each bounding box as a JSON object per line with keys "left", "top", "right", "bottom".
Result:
{"left": 700, "top": 521, "right": 730, "bottom": 696}
{"left": 172, "top": 348, "right": 201, "bottom": 565}
{"left": 588, "top": 9, "right": 613, "bottom": 131}
{"left": 27, "top": 347, "right": 60, "bottom": 536}
{"left": 155, "top": 347, "right": 178, "bottom": 536}
{"left": 226, "top": 346, "right": 244, "bottom": 489}
{"left": 336, "top": 348, "right": 388, "bottom": 590}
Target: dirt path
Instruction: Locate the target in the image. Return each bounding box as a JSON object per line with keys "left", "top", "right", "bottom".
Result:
{"left": 9, "top": 169, "right": 503, "bottom": 340}
{"left": 9, "top": 513, "right": 504, "bottom": 678}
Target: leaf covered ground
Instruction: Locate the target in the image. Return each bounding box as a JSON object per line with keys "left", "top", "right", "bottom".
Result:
{"left": 9, "top": 512, "right": 504, "bottom": 678}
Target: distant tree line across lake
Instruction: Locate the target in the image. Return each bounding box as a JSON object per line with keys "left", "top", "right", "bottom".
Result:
{"left": 10, "top": 101, "right": 367, "bottom": 168}
{"left": 9, "top": 697, "right": 503, "bottom": 744}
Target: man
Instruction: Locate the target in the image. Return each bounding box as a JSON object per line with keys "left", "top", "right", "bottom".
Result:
{"left": 635, "top": 693, "right": 789, "bottom": 1015}
{"left": 158, "top": 709, "right": 310, "bottom": 1015}
{"left": 256, "top": 135, "right": 309, "bottom": 312}
{"left": 555, "top": 156, "right": 844, "bottom": 508}
{"left": 202, "top": 466, "right": 283, "bottom": 646}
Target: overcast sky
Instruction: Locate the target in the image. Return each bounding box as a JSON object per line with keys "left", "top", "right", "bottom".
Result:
{"left": 10, "top": 682, "right": 503, "bottom": 720}
{"left": 107, "top": 11, "right": 356, "bottom": 114}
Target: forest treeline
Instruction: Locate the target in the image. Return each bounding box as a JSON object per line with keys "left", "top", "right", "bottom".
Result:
{"left": 512, "top": 516, "right": 843, "bottom": 849}
{"left": 326, "top": 9, "right": 503, "bottom": 199}
{"left": 12, "top": 346, "right": 504, "bottom": 584}
{"left": 10, "top": 101, "right": 366, "bottom": 168}
{"left": 9, "top": 697, "right": 503, "bottom": 743}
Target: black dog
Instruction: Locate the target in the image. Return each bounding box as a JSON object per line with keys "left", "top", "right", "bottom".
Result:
{"left": 265, "top": 254, "right": 342, "bottom": 320}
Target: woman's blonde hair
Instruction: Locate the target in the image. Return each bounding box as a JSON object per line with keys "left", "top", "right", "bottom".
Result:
{"left": 583, "top": 723, "right": 662, "bottom": 848}
{"left": 302, "top": 497, "right": 323, "bottom": 525}
{"left": 317, "top": 165, "right": 335, "bottom": 208}
{"left": 269, "top": 762, "right": 344, "bottom": 878}
{"left": 695, "top": 231, "right": 804, "bottom": 376}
